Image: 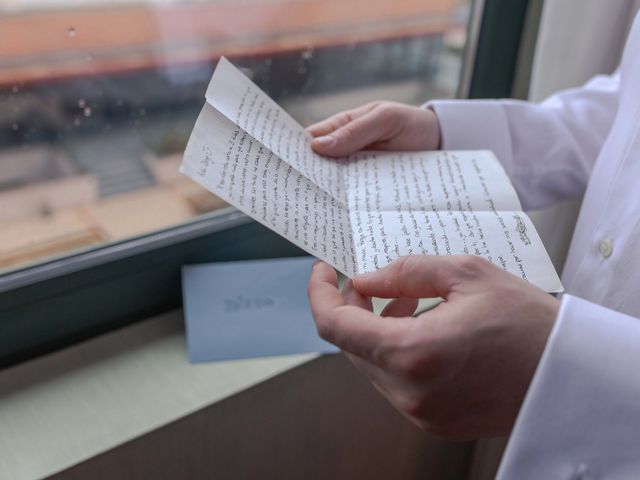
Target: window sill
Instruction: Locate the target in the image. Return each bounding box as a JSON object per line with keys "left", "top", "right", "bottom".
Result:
{"left": 0, "top": 309, "right": 315, "bottom": 480}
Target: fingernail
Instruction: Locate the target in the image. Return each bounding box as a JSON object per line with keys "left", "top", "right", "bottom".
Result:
{"left": 354, "top": 271, "right": 374, "bottom": 281}
{"left": 313, "top": 135, "right": 336, "bottom": 147}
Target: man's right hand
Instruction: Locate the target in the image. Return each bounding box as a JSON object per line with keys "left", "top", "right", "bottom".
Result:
{"left": 307, "top": 101, "right": 441, "bottom": 157}
{"left": 308, "top": 256, "right": 559, "bottom": 439}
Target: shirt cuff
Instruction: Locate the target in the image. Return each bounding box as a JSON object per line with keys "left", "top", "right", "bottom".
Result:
{"left": 497, "top": 294, "right": 640, "bottom": 479}
{"left": 426, "top": 99, "right": 515, "bottom": 177}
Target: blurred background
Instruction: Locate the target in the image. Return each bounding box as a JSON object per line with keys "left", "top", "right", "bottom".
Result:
{"left": 0, "top": 0, "right": 470, "bottom": 273}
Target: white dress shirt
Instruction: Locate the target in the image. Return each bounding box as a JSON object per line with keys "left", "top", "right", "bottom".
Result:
{"left": 431, "top": 10, "right": 640, "bottom": 479}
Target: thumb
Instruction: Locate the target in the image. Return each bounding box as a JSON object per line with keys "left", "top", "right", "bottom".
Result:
{"left": 310, "top": 111, "right": 390, "bottom": 157}
{"left": 353, "top": 256, "right": 459, "bottom": 299}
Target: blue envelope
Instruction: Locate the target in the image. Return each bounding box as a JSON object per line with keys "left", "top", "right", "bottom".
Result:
{"left": 181, "top": 256, "right": 339, "bottom": 362}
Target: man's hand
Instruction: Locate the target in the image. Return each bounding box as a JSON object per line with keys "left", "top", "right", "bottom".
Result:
{"left": 307, "top": 101, "right": 441, "bottom": 157}
{"left": 307, "top": 256, "right": 560, "bottom": 440}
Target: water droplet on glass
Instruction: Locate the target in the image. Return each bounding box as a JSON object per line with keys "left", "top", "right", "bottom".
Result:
{"left": 301, "top": 46, "right": 314, "bottom": 60}
{"left": 11, "top": 123, "right": 19, "bottom": 131}
{"left": 40, "top": 203, "right": 54, "bottom": 217}
{"left": 139, "top": 107, "right": 146, "bottom": 116}
{"left": 296, "top": 65, "right": 307, "bottom": 75}
{"left": 264, "top": 58, "right": 272, "bottom": 66}
{"left": 239, "top": 67, "right": 254, "bottom": 80}
{"left": 74, "top": 117, "right": 81, "bottom": 127}
{"left": 85, "top": 54, "right": 93, "bottom": 63}
{"left": 11, "top": 85, "right": 19, "bottom": 93}
{"left": 83, "top": 106, "right": 92, "bottom": 117}
{"left": 68, "top": 27, "right": 76, "bottom": 38}
{"left": 78, "top": 98, "right": 86, "bottom": 108}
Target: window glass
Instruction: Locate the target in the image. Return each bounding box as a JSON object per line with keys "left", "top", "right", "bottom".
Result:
{"left": 0, "top": 0, "right": 472, "bottom": 273}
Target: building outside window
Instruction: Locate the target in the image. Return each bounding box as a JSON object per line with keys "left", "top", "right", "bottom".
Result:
{"left": 0, "top": 0, "right": 471, "bottom": 273}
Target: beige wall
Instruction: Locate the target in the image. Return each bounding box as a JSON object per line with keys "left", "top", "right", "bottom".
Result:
{"left": 528, "top": 0, "right": 640, "bottom": 272}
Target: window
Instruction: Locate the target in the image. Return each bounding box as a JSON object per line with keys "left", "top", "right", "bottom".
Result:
{"left": 0, "top": 0, "right": 534, "bottom": 367}
{"left": 0, "top": 0, "right": 471, "bottom": 273}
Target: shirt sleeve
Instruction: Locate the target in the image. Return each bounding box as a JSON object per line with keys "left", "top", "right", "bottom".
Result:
{"left": 496, "top": 294, "right": 640, "bottom": 479}
{"left": 428, "top": 72, "right": 620, "bottom": 210}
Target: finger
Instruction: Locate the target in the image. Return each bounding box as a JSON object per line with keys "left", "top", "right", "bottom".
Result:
{"left": 345, "top": 352, "right": 386, "bottom": 383}
{"left": 345, "top": 351, "right": 395, "bottom": 396}
{"left": 306, "top": 103, "right": 376, "bottom": 137}
{"left": 310, "top": 110, "right": 394, "bottom": 157}
{"left": 353, "top": 256, "right": 460, "bottom": 299}
{"left": 308, "top": 262, "right": 408, "bottom": 362}
{"left": 381, "top": 297, "right": 419, "bottom": 317}
{"left": 342, "top": 279, "right": 373, "bottom": 311}
{"left": 344, "top": 352, "right": 415, "bottom": 403}
{"left": 345, "top": 352, "right": 426, "bottom": 428}
{"left": 364, "top": 139, "right": 397, "bottom": 151}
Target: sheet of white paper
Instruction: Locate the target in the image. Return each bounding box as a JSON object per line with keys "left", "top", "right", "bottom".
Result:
{"left": 354, "top": 209, "right": 557, "bottom": 284}
{"left": 181, "top": 57, "right": 563, "bottom": 292}
{"left": 181, "top": 103, "right": 357, "bottom": 277}
{"left": 205, "top": 57, "right": 346, "bottom": 204}
{"left": 344, "top": 149, "right": 521, "bottom": 212}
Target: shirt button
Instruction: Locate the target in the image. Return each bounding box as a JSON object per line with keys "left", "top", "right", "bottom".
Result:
{"left": 598, "top": 238, "right": 613, "bottom": 258}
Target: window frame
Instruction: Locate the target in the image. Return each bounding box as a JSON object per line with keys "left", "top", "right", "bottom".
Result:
{"left": 0, "top": 0, "right": 535, "bottom": 369}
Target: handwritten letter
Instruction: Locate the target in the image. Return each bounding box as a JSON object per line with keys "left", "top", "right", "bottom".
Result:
{"left": 181, "top": 58, "right": 562, "bottom": 292}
